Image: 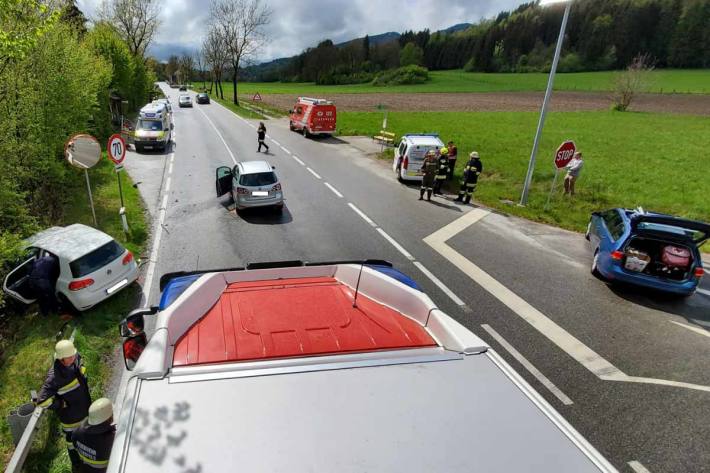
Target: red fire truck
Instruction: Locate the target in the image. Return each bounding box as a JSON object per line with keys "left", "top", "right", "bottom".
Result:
{"left": 289, "top": 97, "right": 336, "bottom": 137}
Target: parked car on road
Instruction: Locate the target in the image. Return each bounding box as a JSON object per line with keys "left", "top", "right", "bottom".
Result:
{"left": 3, "top": 224, "right": 139, "bottom": 312}
{"left": 178, "top": 94, "right": 192, "bottom": 108}
{"left": 587, "top": 208, "right": 708, "bottom": 296}
{"left": 179, "top": 84, "right": 187, "bottom": 91}
{"left": 288, "top": 97, "right": 336, "bottom": 137}
{"left": 196, "top": 93, "right": 210, "bottom": 104}
{"left": 392, "top": 134, "right": 445, "bottom": 182}
{"left": 215, "top": 160, "right": 284, "bottom": 213}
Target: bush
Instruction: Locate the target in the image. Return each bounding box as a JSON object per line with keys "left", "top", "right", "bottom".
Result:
{"left": 372, "top": 65, "right": 429, "bottom": 86}
{"left": 558, "top": 52, "right": 584, "bottom": 73}
{"left": 463, "top": 57, "right": 477, "bottom": 72}
{"left": 316, "top": 71, "right": 373, "bottom": 85}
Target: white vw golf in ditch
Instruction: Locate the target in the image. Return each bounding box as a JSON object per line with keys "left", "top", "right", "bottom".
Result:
{"left": 3, "top": 224, "right": 139, "bottom": 312}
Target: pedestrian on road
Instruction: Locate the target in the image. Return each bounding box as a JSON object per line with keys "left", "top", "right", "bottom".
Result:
{"left": 446, "top": 141, "right": 458, "bottom": 181}
{"left": 564, "top": 151, "right": 584, "bottom": 196}
{"left": 36, "top": 340, "right": 91, "bottom": 472}
{"left": 257, "top": 122, "right": 269, "bottom": 153}
{"left": 28, "top": 252, "right": 60, "bottom": 316}
{"left": 454, "top": 151, "right": 483, "bottom": 205}
{"left": 432, "top": 148, "right": 449, "bottom": 195}
{"left": 419, "top": 150, "right": 438, "bottom": 201}
{"left": 72, "top": 398, "right": 116, "bottom": 473}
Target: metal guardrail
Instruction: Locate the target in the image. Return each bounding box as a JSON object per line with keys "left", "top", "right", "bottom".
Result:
{"left": 4, "top": 327, "right": 76, "bottom": 473}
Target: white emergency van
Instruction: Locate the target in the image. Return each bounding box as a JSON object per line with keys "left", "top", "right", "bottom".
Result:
{"left": 109, "top": 260, "right": 618, "bottom": 473}
{"left": 392, "top": 134, "right": 445, "bottom": 182}
{"left": 134, "top": 102, "right": 172, "bottom": 153}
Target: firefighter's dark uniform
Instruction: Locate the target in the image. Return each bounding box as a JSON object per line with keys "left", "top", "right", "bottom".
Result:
{"left": 419, "top": 155, "right": 438, "bottom": 201}
{"left": 28, "top": 254, "right": 60, "bottom": 315}
{"left": 455, "top": 156, "right": 483, "bottom": 204}
{"left": 36, "top": 354, "right": 91, "bottom": 469}
{"left": 432, "top": 152, "right": 449, "bottom": 195}
{"left": 72, "top": 419, "right": 115, "bottom": 472}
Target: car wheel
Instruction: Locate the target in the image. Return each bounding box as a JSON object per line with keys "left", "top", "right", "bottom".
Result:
{"left": 303, "top": 127, "right": 309, "bottom": 138}
{"left": 136, "top": 145, "right": 144, "bottom": 153}
{"left": 274, "top": 204, "right": 283, "bottom": 214}
{"left": 591, "top": 250, "right": 605, "bottom": 280}
{"left": 289, "top": 121, "right": 295, "bottom": 131}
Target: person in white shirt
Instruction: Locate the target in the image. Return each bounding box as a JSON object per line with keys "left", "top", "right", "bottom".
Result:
{"left": 564, "top": 151, "right": 584, "bottom": 196}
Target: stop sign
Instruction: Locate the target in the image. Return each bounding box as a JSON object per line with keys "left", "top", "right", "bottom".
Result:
{"left": 554, "top": 140, "right": 576, "bottom": 169}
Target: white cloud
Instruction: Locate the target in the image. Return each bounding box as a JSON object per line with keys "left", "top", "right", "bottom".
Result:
{"left": 78, "top": 0, "right": 521, "bottom": 61}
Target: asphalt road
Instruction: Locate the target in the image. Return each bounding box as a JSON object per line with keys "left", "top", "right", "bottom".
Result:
{"left": 117, "top": 84, "right": 710, "bottom": 473}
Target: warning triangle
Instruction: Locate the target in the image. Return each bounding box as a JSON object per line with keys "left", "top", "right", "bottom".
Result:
{"left": 252, "top": 92, "right": 262, "bottom": 101}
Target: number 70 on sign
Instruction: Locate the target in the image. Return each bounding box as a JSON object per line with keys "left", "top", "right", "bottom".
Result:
{"left": 107, "top": 134, "right": 126, "bottom": 165}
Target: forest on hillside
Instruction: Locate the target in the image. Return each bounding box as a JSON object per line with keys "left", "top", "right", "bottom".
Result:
{"left": 250, "top": 0, "right": 710, "bottom": 84}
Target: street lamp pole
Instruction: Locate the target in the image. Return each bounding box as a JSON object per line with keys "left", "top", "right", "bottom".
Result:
{"left": 519, "top": 1, "right": 572, "bottom": 206}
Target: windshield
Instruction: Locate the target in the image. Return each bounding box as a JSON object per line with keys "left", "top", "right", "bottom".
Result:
{"left": 240, "top": 172, "right": 277, "bottom": 187}
{"left": 70, "top": 240, "right": 125, "bottom": 277}
{"left": 137, "top": 119, "right": 163, "bottom": 131}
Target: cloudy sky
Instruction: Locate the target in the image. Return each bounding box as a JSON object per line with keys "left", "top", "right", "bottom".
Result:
{"left": 78, "top": 0, "right": 522, "bottom": 62}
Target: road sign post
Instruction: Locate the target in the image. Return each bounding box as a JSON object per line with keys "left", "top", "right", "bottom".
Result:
{"left": 252, "top": 92, "right": 262, "bottom": 115}
{"left": 108, "top": 134, "right": 128, "bottom": 236}
{"left": 544, "top": 140, "right": 576, "bottom": 210}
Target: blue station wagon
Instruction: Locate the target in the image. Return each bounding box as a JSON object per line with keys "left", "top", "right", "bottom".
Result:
{"left": 587, "top": 208, "right": 709, "bottom": 296}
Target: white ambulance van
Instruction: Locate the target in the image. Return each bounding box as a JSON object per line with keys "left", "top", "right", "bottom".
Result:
{"left": 392, "top": 134, "right": 445, "bottom": 182}
{"left": 134, "top": 103, "right": 172, "bottom": 153}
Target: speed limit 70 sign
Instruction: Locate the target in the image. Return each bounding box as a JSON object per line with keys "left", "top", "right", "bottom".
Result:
{"left": 107, "top": 134, "right": 126, "bottom": 165}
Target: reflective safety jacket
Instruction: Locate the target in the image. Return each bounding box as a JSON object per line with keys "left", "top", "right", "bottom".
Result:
{"left": 420, "top": 157, "right": 438, "bottom": 186}
{"left": 462, "top": 158, "right": 483, "bottom": 184}
{"left": 72, "top": 419, "right": 116, "bottom": 473}
{"left": 436, "top": 155, "right": 449, "bottom": 179}
{"left": 37, "top": 354, "right": 91, "bottom": 432}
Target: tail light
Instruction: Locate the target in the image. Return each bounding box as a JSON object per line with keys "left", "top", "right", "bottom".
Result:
{"left": 271, "top": 183, "right": 282, "bottom": 191}
{"left": 122, "top": 251, "right": 134, "bottom": 265}
{"left": 69, "top": 278, "right": 94, "bottom": 291}
{"left": 611, "top": 251, "right": 624, "bottom": 261}
{"left": 403, "top": 157, "right": 409, "bottom": 169}
{"left": 694, "top": 267, "right": 704, "bottom": 278}
{"left": 236, "top": 187, "right": 248, "bottom": 195}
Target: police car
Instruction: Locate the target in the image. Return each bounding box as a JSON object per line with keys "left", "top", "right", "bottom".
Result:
{"left": 392, "top": 134, "right": 445, "bottom": 182}
{"left": 111, "top": 260, "right": 617, "bottom": 473}
{"left": 134, "top": 102, "right": 173, "bottom": 153}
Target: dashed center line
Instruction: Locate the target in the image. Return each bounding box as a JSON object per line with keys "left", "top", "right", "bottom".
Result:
{"left": 271, "top": 138, "right": 281, "bottom": 146}
{"left": 324, "top": 182, "right": 343, "bottom": 198}
{"left": 628, "top": 460, "right": 651, "bottom": 473}
{"left": 197, "top": 107, "right": 237, "bottom": 164}
{"left": 280, "top": 146, "right": 291, "bottom": 155}
{"left": 306, "top": 167, "right": 322, "bottom": 179}
{"left": 696, "top": 287, "right": 710, "bottom": 297}
{"left": 670, "top": 320, "right": 710, "bottom": 339}
{"left": 292, "top": 155, "right": 305, "bottom": 166}
{"left": 348, "top": 203, "right": 376, "bottom": 227}
{"left": 376, "top": 228, "right": 414, "bottom": 261}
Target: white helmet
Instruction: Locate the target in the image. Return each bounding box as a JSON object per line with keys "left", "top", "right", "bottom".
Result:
{"left": 54, "top": 340, "right": 77, "bottom": 360}
{"left": 88, "top": 398, "right": 113, "bottom": 425}
{"left": 469, "top": 151, "right": 480, "bottom": 159}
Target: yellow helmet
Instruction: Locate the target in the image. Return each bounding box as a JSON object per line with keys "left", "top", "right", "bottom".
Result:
{"left": 440, "top": 147, "right": 448, "bottom": 155}
{"left": 54, "top": 340, "right": 77, "bottom": 360}
{"left": 469, "top": 151, "right": 480, "bottom": 159}
{"left": 88, "top": 398, "right": 113, "bottom": 425}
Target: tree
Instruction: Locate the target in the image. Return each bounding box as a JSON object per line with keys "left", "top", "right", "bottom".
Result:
{"left": 165, "top": 54, "right": 179, "bottom": 83}
{"left": 209, "top": 0, "right": 271, "bottom": 105}
{"left": 400, "top": 42, "right": 424, "bottom": 66}
{"left": 100, "top": 0, "right": 161, "bottom": 58}
{"left": 60, "top": 0, "right": 88, "bottom": 36}
{"left": 180, "top": 53, "right": 194, "bottom": 84}
{"left": 612, "top": 53, "right": 655, "bottom": 112}
{"left": 363, "top": 35, "right": 370, "bottom": 61}
{"left": 202, "top": 26, "right": 228, "bottom": 98}
{"left": 194, "top": 50, "right": 206, "bottom": 89}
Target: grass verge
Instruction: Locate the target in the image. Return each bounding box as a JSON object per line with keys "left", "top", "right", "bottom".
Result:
{"left": 337, "top": 110, "right": 710, "bottom": 237}
{"left": 217, "top": 69, "right": 710, "bottom": 95}
{"left": 0, "top": 156, "right": 148, "bottom": 472}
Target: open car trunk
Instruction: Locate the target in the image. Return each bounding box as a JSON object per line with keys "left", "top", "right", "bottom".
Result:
{"left": 623, "top": 237, "right": 696, "bottom": 281}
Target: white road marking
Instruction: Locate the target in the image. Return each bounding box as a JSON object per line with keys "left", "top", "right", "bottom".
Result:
{"left": 271, "top": 138, "right": 281, "bottom": 146}
{"left": 348, "top": 203, "right": 376, "bottom": 227}
{"left": 280, "top": 146, "right": 291, "bottom": 155}
{"left": 628, "top": 460, "right": 651, "bottom": 473}
{"left": 168, "top": 161, "right": 173, "bottom": 175}
{"left": 377, "top": 228, "right": 414, "bottom": 260}
{"left": 306, "top": 167, "right": 322, "bottom": 179}
{"left": 292, "top": 155, "right": 305, "bottom": 166}
{"left": 481, "top": 324, "right": 574, "bottom": 405}
{"left": 197, "top": 107, "right": 237, "bottom": 164}
{"left": 425, "top": 208, "right": 710, "bottom": 393}
{"left": 161, "top": 194, "right": 168, "bottom": 210}
{"left": 164, "top": 176, "right": 171, "bottom": 194}
{"left": 324, "top": 182, "right": 343, "bottom": 198}
{"left": 696, "top": 287, "right": 710, "bottom": 297}
{"left": 670, "top": 320, "right": 710, "bottom": 339}
{"left": 413, "top": 262, "right": 466, "bottom": 306}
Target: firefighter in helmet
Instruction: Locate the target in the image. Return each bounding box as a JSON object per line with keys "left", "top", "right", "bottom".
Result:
{"left": 36, "top": 340, "right": 91, "bottom": 471}
{"left": 454, "top": 151, "right": 483, "bottom": 204}
{"left": 419, "top": 150, "right": 438, "bottom": 201}
{"left": 432, "top": 147, "right": 449, "bottom": 195}
{"left": 72, "top": 398, "right": 116, "bottom": 472}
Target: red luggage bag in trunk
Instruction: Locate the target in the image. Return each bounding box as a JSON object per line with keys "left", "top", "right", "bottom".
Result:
{"left": 661, "top": 245, "right": 691, "bottom": 268}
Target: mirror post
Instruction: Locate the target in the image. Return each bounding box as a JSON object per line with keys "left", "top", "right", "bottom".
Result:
{"left": 84, "top": 169, "right": 98, "bottom": 226}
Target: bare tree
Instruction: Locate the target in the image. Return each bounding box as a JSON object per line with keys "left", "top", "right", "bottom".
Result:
{"left": 612, "top": 53, "right": 655, "bottom": 112}
{"left": 202, "top": 26, "right": 228, "bottom": 99}
{"left": 209, "top": 0, "right": 271, "bottom": 105}
{"left": 100, "top": 0, "right": 161, "bottom": 58}
{"left": 180, "top": 53, "right": 194, "bottom": 85}
{"left": 165, "top": 54, "right": 180, "bottom": 84}
{"left": 194, "top": 50, "right": 205, "bottom": 90}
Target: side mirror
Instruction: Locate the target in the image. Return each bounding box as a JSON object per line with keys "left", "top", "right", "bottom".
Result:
{"left": 122, "top": 333, "right": 147, "bottom": 371}
{"left": 118, "top": 307, "right": 156, "bottom": 337}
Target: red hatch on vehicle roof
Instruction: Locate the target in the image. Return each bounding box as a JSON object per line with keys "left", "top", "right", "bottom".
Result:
{"left": 173, "top": 277, "right": 437, "bottom": 367}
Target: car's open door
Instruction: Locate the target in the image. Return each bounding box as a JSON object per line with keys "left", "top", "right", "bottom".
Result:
{"left": 3, "top": 257, "right": 37, "bottom": 304}
{"left": 215, "top": 166, "right": 233, "bottom": 197}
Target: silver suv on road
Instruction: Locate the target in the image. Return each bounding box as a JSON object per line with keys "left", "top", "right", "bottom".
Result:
{"left": 215, "top": 160, "right": 284, "bottom": 213}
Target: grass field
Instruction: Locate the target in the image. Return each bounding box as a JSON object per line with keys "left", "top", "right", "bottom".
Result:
{"left": 336, "top": 111, "right": 710, "bottom": 234}
{"left": 0, "top": 156, "right": 147, "bottom": 472}
{"left": 222, "top": 69, "right": 710, "bottom": 95}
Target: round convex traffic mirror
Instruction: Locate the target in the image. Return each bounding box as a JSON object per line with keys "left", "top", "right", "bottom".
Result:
{"left": 65, "top": 134, "right": 101, "bottom": 169}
